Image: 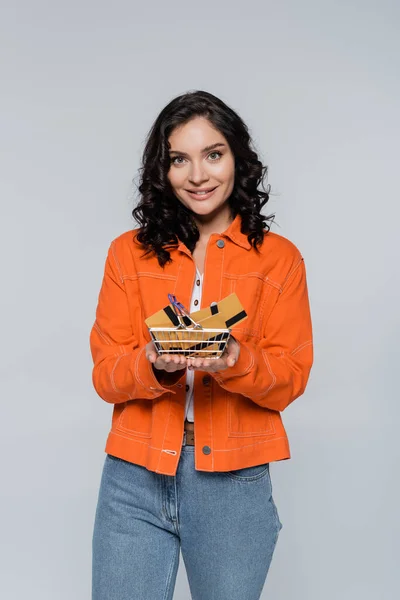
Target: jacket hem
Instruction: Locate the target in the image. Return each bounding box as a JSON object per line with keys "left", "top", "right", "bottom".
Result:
{"left": 104, "top": 429, "right": 291, "bottom": 476}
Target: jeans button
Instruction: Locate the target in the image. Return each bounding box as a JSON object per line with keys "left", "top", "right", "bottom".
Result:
{"left": 202, "top": 375, "right": 211, "bottom": 385}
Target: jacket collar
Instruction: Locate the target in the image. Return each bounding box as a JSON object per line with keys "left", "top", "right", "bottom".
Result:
{"left": 176, "top": 212, "right": 251, "bottom": 254}
{"left": 222, "top": 213, "right": 252, "bottom": 250}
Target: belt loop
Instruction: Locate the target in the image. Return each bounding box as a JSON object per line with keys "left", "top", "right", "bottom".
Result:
{"left": 182, "top": 431, "right": 187, "bottom": 446}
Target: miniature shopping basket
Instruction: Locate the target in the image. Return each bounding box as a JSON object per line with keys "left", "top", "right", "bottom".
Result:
{"left": 148, "top": 294, "right": 231, "bottom": 359}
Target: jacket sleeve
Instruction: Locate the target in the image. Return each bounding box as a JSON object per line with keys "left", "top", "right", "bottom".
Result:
{"left": 212, "top": 256, "right": 313, "bottom": 412}
{"left": 89, "top": 239, "right": 185, "bottom": 404}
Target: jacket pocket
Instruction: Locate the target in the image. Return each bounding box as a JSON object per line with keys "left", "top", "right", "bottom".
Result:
{"left": 226, "top": 273, "right": 273, "bottom": 338}
{"left": 227, "top": 392, "right": 275, "bottom": 437}
{"left": 116, "top": 399, "right": 153, "bottom": 438}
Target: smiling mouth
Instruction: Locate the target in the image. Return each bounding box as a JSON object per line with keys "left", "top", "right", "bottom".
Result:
{"left": 186, "top": 186, "right": 217, "bottom": 193}
{"left": 185, "top": 186, "right": 218, "bottom": 199}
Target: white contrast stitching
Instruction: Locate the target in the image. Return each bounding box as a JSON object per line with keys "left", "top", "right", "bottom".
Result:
{"left": 265, "top": 277, "right": 282, "bottom": 292}
{"left": 121, "top": 275, "right": 139, "bottom": 281}
{"left": 223, "top": 271, "right": 265, "bottom": 279}
{"left": 173, "top": 255, "right": 184, "bottom": 295}
{"left": 214, "top": 436, "right": 288, "bottom": 451}
{"left": 219, "top": 243, "right": 224, "bottom": 301}
{"left": 282, "top": 257, "right": 303, "bottom": 289}
{"left": 93, "top": 321, "right": 113, "bottom": 345}
{"left": 111, "top": 241, "right": 124, "bottom": 284}
{"left": 108, "top": 429, "right": 288, "bottom": 452}
{"left": 291, "top": 340, "right": 313, "bottom": 356}
{"left": 209, "top": 378, "right": 214, "bottom": 469}
{"left": 156, "top": 394, "right": 173, "bottom": 471}
{"left": 213, "top": 344, "right": 255, "bottom": 385}
{"left": 135, "top": 346, "right": 149, "bottom": 391}
{"left": 260, "top": 350, "right": 277, "bottom": 393}
{"left": 258, "top": 283, "right": 272, "bottom": 336}
{"left": 134, "top": 272, "right": 176, "bottom": 280}
{"left": 110, "top": 354, "right": 131, "bottom": 399}
{"left": 228, "top": 393, "right": 276, "bottom": 436}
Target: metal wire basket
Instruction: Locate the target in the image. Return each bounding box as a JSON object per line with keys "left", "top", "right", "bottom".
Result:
{"left": 148, "top": 294, "right": 231, "bottom": 359}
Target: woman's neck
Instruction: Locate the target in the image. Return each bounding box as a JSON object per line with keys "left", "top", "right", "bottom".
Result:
{"left": 193, "top": 204, "right": 234, "bottom": 244}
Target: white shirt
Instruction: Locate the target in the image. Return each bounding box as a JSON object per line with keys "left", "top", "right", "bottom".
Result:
{"left": 184, "top": 266, "right": 203, "bottom": 422}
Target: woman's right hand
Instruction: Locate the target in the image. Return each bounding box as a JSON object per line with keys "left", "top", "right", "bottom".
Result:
{"left": 145, "top": 340, "right": 187, "bottom": 373}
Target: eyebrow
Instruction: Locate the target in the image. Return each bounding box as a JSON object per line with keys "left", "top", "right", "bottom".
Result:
{"left": 168, "top": 142, "right": 226, "bottom": 157}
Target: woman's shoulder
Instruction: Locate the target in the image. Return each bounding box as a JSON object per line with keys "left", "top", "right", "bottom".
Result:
{"left": 257, "top": 229, "right": 306, "bottom": 286}
{"left": 102, "top": 227, "right": 146, "bottom": 273}
{"left": 108, "top": 226, "right": 142, "bottom": 253}
{"left": 261, "top": 229, "right": 304, "bottom": 260}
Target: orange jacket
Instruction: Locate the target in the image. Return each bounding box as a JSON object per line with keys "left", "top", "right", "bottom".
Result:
{"left": 89, "top": 214, "right": 313, "bottom": 475}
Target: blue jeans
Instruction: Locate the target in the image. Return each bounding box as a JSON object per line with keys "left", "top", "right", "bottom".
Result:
{"left": 92, "top": 444, "right": 283, "bottom": 600}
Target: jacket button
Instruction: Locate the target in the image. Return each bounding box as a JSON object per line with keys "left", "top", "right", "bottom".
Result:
{"left": 185, "top": 384, "right": 190, "bottom": 391}
{"left": 216, "top": 239, "right": 225, "bottom": 248}
{"left": 196, "top": 279, "right": 200, "bottom": 286}
{"left": 202, "top": 445, "right": 211, "bottom": 455}
{"left": 202, "top": 375, "right": 211, "bottom": 385}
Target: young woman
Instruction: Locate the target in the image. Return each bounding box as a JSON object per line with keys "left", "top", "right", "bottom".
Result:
{"left": 90, "top": 90, "right": 313, "bottom": 600}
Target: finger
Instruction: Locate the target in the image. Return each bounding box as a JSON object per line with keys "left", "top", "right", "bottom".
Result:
{"left": 212, "top": 359, "right": 224, "bottom": 371}
{"left": 227, "top": 354, "right": 237, "bottom": 366}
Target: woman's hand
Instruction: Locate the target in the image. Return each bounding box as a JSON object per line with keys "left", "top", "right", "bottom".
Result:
{"left": 145, "top": 340, "right": 187, "bottom": 373}
{"left": 185, "top": 336, "right": 240, "bottom": 373}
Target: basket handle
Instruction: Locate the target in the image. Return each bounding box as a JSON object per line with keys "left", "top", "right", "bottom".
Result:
{"left": 167, "top": 294, "right": 202, "bottom": 328}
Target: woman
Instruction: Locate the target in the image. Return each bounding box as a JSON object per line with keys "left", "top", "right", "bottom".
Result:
{"left": 90, "top": 90, "right": 314, "bottom": 600}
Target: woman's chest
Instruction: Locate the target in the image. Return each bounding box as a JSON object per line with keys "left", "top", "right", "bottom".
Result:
{"left": 124, "top": 246, "right": 282, "bottom": 343}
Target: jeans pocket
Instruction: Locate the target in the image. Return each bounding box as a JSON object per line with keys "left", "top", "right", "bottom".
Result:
{"left": 223, "top": 462, "right": 270, "bottom": 481}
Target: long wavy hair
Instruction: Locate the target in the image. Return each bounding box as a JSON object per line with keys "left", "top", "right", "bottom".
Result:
{"left": 132, "top": 90, "right": 275, "bottom": 268}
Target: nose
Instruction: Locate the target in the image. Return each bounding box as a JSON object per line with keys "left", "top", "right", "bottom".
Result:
{"left": 188, "top": 160, "right": 210, "bottom": 185}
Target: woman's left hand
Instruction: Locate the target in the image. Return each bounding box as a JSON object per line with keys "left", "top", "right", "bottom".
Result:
{"left": 186, "top": 335, "right": 241, "bottom": 372}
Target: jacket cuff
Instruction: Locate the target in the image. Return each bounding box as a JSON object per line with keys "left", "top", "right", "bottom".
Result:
{"left": 133, "top": 347, "right": 179, "bottom": 396}
{"left": 152, "top": 365, "right": 187, "bottom": 388}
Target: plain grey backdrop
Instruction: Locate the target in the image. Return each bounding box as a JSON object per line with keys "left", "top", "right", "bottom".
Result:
{"left": 1, "top": 0, "right": 399, "bottom": 598}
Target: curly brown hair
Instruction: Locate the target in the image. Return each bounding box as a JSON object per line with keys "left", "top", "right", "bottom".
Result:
{"left": 132, "top": 90, "right": 275, "bottom": 267}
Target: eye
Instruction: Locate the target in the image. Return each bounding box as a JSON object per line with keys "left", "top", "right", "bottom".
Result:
{"left": 170, "top": 156, "right": 185, "bottom": 165}
{"left": 170, "top": 151, "right": 222, "bottom": 166}
{"left": 208, "top": 151, "right": 222, "bottom": 161}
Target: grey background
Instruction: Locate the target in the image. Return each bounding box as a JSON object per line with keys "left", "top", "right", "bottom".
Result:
{"left": 1, "top": 1, "right": 399, "bottom": 598}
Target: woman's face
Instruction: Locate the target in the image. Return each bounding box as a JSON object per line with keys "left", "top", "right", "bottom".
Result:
{"left": 167, "top": 117, "right": 235, "bottom": 219}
